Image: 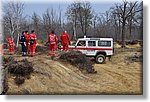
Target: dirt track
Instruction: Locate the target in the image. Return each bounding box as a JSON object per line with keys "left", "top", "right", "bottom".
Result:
{"left": 4, "top": 45, "right": 143, "bottom": 95}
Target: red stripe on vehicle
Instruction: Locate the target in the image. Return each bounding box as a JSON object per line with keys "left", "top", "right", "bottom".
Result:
{"left": 68, "top": 47, "right": 112, "bottom": 50}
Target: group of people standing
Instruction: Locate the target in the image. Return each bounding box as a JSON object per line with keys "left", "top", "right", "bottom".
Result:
{"left": 48, "top": 30, "right": 70, "bottom": 56}
{"left": 8, "top": 30, "right": 70, "bottom": 57}
{"left": 19, "top": 30, "right": 36, "bottom": 57}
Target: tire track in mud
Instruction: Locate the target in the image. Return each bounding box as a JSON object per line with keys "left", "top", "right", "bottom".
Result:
{"left": 94, "top": 63, "right": 141, "bottom": 93}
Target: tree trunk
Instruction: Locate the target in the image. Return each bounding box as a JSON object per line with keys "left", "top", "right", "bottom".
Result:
{"left": 84, "top": 23, "right": 87, "bottom": 36}
{"left": 129, "top": 14, "right": 132, "bottom": 40}
{"left": 16, "top": 33, "right": 20, "bottom": 47}
{"left": 121, "top": 19, "right": 126, "bottom": 48}
{"left": 118, "top": 19, "right": 121, "bottom": 40}
{"left": 73, "top": 22, "right": 77, "bottom": 40}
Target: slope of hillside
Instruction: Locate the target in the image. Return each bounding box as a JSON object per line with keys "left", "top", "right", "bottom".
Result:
{"left": 3, "top": 45, "right": 142, "bottom": 95}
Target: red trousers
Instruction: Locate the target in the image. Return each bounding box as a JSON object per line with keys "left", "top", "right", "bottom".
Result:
{"left": 62, "top": 43, "right": 69, "bottom": 51}
{"left": 30, "top": 44, "right": 36, "bottom": 57}
{"left": 48, "top": 44, "right": 56, "bottom": 56}
{"left": 9, "top": 45, "right": 14, "bottom": 54}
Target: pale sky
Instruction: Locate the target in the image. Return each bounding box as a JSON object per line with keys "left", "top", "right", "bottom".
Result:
{"left": 24, "top": 2, "right": 115, "bottom": 17}
{"left": 1, "top": 0, "right": 142, "bottom": 19}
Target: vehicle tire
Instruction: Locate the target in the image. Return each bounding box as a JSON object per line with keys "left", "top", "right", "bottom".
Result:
{"left": 96, "top": 54, "right": 106, "bottom": 64}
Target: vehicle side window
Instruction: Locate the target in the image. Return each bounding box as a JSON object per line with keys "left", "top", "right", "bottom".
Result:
{"left": 77, "top": 41, "right": 86, "bottom": 46}
{"left": 88, "top": 41, "right": 96, "bottom": 46}
{"left": 98, "top": 41, "right": 111, "bottom": 47}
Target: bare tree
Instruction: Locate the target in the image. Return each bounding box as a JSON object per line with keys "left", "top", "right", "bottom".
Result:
{"left": 114, "top": 0, "right": 142, "bottom": 48}
{"left": 139, "top": 1, "right": 143, "bottom": 39}
{"left": 77, "top": 2, "right": 93, "bottom": 36}
{"left": 31, "top": 12, "right": 41, "bottom": 39}
{"left": 93, "top": 11, "right": 113, "bottom": 38}
{"left": 3, "top": 1, "right": 24, "bottom": 45}
{"left": 42, "top": 8, "right": 61, "bottom": 38}
{"left": 66, "top": 1, "right": 93, "bottom": 37}
{"left": 66, "top": 2, "right": 79, "bottom": 40}
{"left": 43, "top": 9, "right": 51, "bottom": 36}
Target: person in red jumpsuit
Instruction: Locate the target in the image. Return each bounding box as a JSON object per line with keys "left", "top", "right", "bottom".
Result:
{"left": 60, "top": 31, "right": 70, "bottom": 51}
{"left": 29, "top": 30, "right": 37, "bottom": 57}
{"left": 8, "top": 36, "right": 14, "bottom": 55}
{"left": 48, "top": 30, "right": 58, "bottom": 56}
{"left": 24, "top": 31, "right": 29, "bottom": 55}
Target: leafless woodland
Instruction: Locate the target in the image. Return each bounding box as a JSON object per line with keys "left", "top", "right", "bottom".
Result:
{"left": 2, "top": 0, "right": 143, "bottom": 48}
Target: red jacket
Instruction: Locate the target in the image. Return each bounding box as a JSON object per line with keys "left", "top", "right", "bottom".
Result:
{"left": 60, "top": 32, "right": 70, "bottom": 44}
{"left": 29, "top": 33, "right": 37, "bottom": 44}
{"left": 8, "top": 37, "right": 14, "bottom": 46}
{"left": 24, "top": 33, "right": 29, "bottom": 43}
{"left": 0, "top": 44, "right": 2, "bottom": 55}
{"left": 48, "top": 33, "right": 58, "bottom": 44}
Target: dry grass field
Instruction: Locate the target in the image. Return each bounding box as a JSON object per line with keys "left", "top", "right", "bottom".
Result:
{"left": 3, "top": 43, "right": 143, "bottom": 95}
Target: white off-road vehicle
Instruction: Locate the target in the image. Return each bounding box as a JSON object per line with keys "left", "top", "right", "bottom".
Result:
{"left": 69, "top": 37, "right": 114, "bottom": 64}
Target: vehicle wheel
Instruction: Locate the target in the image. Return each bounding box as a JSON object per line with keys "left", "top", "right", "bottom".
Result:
{"left": 96, "top": 54, "right": 106, "bottom": 64}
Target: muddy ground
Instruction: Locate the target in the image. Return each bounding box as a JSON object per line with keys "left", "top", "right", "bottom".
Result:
{"left": 3, "top": 43, "right": 143, "bottom": 95}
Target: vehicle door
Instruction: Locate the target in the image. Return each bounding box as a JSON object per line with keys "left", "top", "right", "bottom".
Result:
{"left": 86, "top": 40, "right": 97, "bottom": 56}
{"left": 76, "top": 40, "right": 87, "bottom": 54}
